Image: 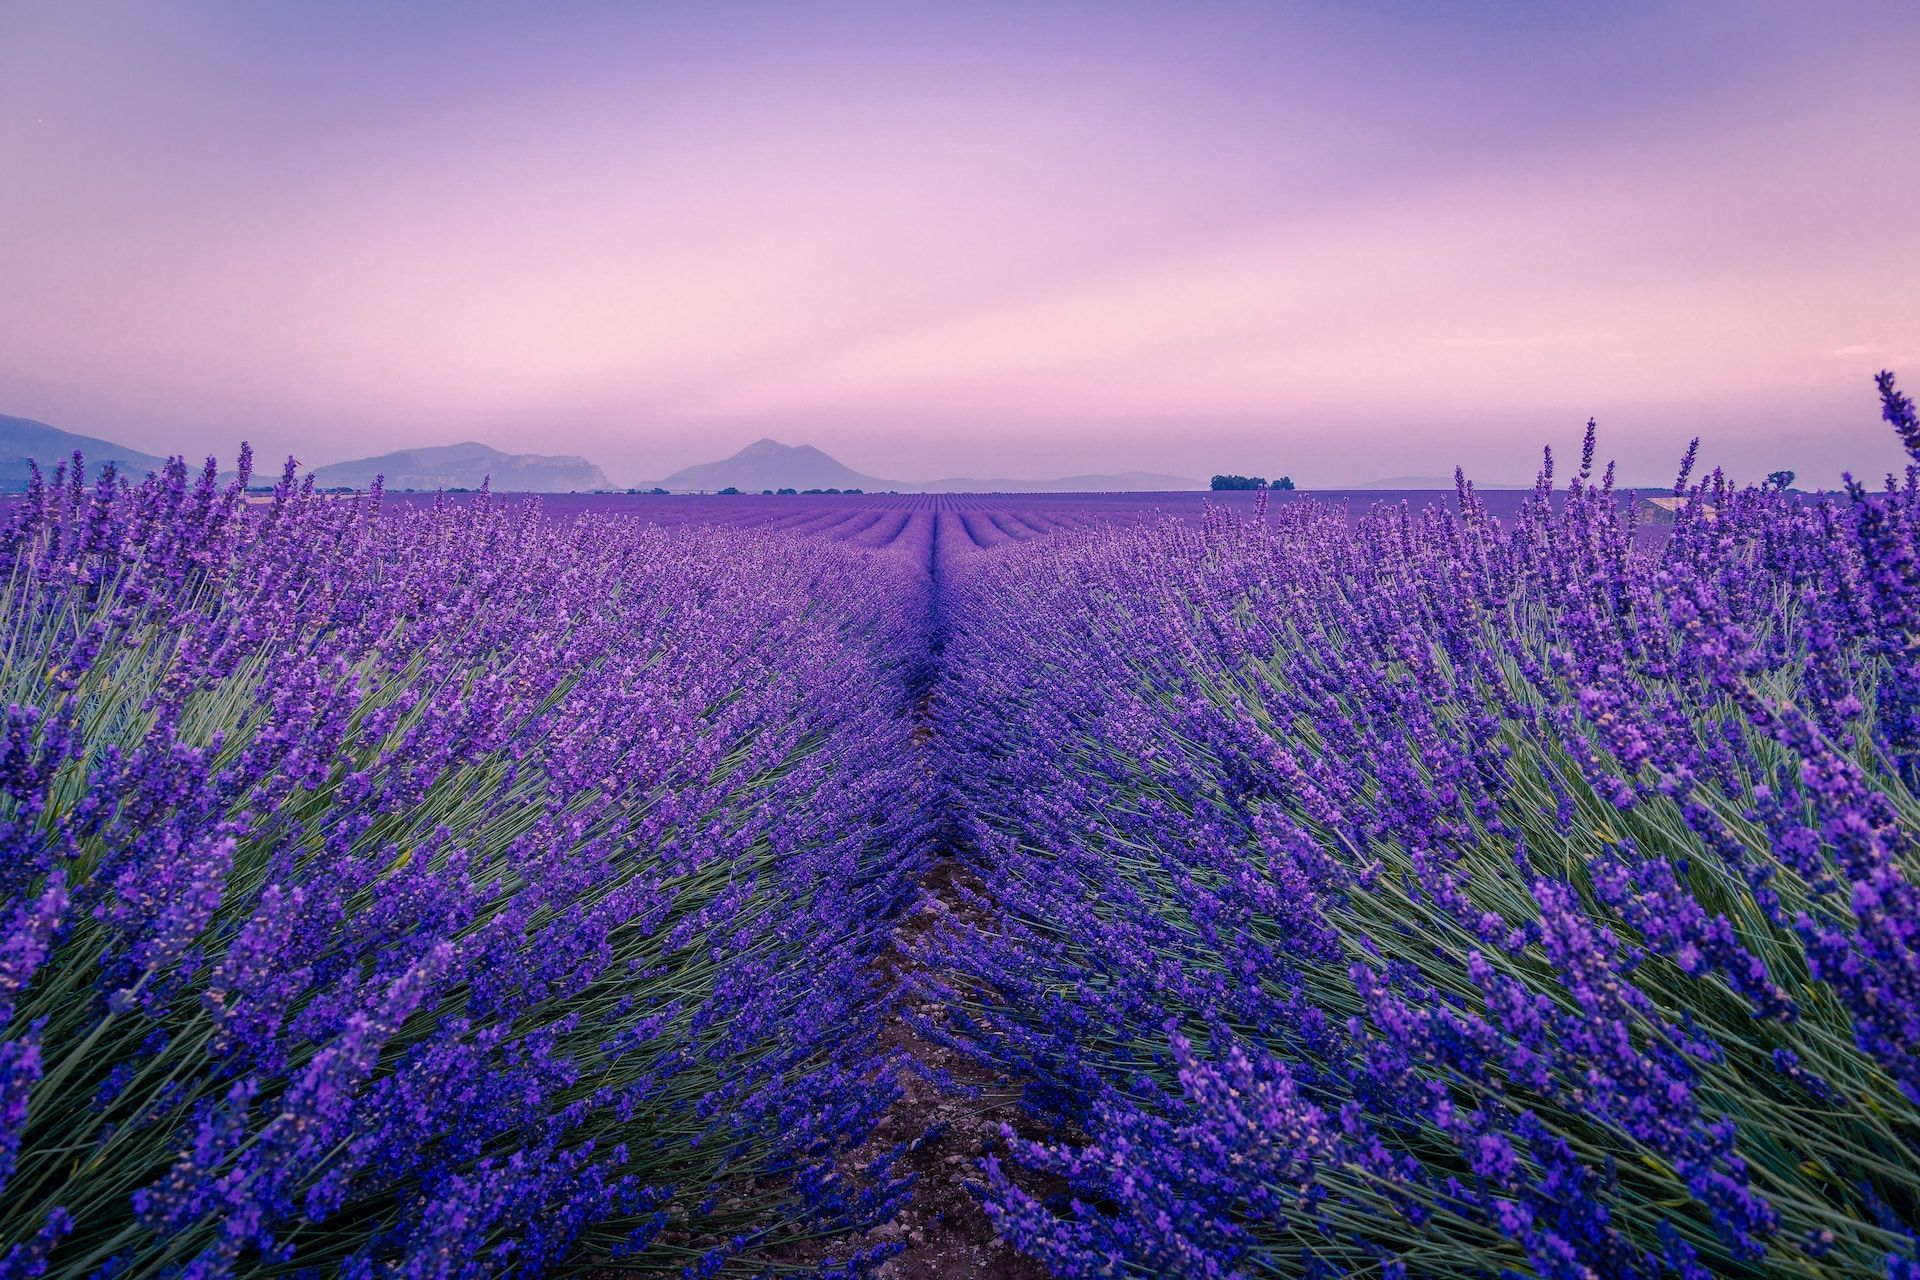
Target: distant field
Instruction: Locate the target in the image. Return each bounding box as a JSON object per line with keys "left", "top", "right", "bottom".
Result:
{"left": 0, "top": 485, "right": 1637, "bottom": 532}
{"left": 375, "top": 486, "right": 1637, "bottom": 540}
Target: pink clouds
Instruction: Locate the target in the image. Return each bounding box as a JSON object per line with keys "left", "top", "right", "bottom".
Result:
{"left": 0, "top": 3, "right": 1915, "bottom": 487}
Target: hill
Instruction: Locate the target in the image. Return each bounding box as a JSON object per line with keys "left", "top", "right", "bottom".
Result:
{"left": 658, "top": 439, "right": 891, "bottom": 492}
{"left": 0, "top": 414, "right": 169, "bottom": 489}
{"left": 310, "top": 442, "right": 612, "bottom": 491}
{"left": 652, "top": 439, "right": 1202, "bottom": 493}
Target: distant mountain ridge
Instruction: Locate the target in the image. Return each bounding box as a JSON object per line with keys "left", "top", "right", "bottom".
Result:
{"left": 650, "top": 438, "right": 1203, "bottom": 493}
{"left": 0, "top": 414, "right": 168, "bottom": 489}
{"left": 659, "top": 438, "right": 889, "bottom": 491}
{"left": 4, "top": 414, "right": 1208, "bottom": 496}
{"left": 309, "top": 442, "right": 611, "bottom": 491}
{"left": 1, "top": 416, "right": 615, "bottom": 493}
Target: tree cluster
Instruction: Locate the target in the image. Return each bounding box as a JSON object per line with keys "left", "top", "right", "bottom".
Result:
{"left": 1210, "top": 475, "right": 1294, "bottom": 491}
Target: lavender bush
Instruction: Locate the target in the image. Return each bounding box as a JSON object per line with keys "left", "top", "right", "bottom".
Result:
{"left": 0, "top": 459, "right": 930, "bottom": 1277}
{"left": 924, "top": 379, "right": 1920, "bottom": 1277}
{"left": 7, "top": 377, "right": 1920, "bottom": 1278}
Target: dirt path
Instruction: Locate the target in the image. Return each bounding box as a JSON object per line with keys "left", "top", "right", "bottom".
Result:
{"left": 749, "top": 694, "right": 1047, "bottom": 1278}
{"left": 853, "top": 524, "right": 1046, "bottom": 1279}
{"left": 840, "top": 857, "right": 1048, "bottom": 1280}
{"left": 614, "top": 515, "right": 1048, "bottom": 1278}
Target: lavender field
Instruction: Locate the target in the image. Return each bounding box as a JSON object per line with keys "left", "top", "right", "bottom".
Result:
{"left": 3, "top": 380, "right": 1920, "bottom": 1279}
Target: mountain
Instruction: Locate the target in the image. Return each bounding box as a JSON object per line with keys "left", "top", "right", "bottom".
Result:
{"left": 0, "top": 414, "right": 169, "bottom": 489}
{"left": 4, "top": 418, "right": 1204, "bottom": 495}
{"left": 652, "top": 440, "right": 1203, "bottom": 493}
{"left": 310, "top": 442, "right": 612, "bottom": 491}
{"left": 658, "top": 439, "right": 891, "bottom": 492}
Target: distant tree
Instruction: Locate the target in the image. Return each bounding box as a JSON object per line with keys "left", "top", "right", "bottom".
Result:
{"left": 649, "top": 487, "right": 669, "bottom": 495}
{"left": 718, "top": 486, "right": 741, "bottom": 495}
{"left": 777, "top": 487, "right": 798, "bottom": 495}
{"left": 762, "top": 488, "right": 774, "bottom": 495}
{"left": 1767, "top": 470, "right": 1796, "bottom": 490}
{"left": 1210, "top": 474, "right": 1267, "bottom": 490}
{"left": 845, "top": 488, "right": 863, "bottom": 495}
{"left": 1275, "top": 476, "right": 1295, "bottom": 490}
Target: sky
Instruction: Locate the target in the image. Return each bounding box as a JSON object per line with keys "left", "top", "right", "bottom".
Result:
{"left": 2, "top": 1, "right": 1917, "bottom": 488}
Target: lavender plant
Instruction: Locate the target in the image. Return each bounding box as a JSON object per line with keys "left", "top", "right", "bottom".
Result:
{"left": 9, "top": 377, "right": 1920, "bottom": 1279}
{"left": 0, "top": 457, "right": 930, "bottom": 1277}
{"left": 925, "top": 379, "right": 1920, "bottom": 1277}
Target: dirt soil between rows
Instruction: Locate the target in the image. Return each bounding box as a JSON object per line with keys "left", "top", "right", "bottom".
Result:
{"left": 843, "top": 857, "right": 1049, "bottom": 1280}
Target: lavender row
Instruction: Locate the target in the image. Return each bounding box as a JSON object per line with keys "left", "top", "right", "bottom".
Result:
{"left": 924, "top": 381, "right": 1920, "bottom": 1276}
{"left": 0, "top": 458, "right": 931, "bottom": 1277}
{"left": 364, "top": 491, "right": 1607, "bottom": 549}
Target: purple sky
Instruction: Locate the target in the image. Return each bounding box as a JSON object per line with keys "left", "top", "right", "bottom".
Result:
{"left": 2, "top": 2, "right": 1916, "bottom": 487}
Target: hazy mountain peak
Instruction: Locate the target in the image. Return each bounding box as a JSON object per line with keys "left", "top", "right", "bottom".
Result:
{"left": 651, "top": 438, "right": 1205, "bottom": 493}
{"left": 661, "top": 440, "right": 888, "bottom": 492}
{"left": 1, "top": 413, "right": 170, "bottom": 489}
{"left": 309, "top": 442, "right": 612, "bottom": 491}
